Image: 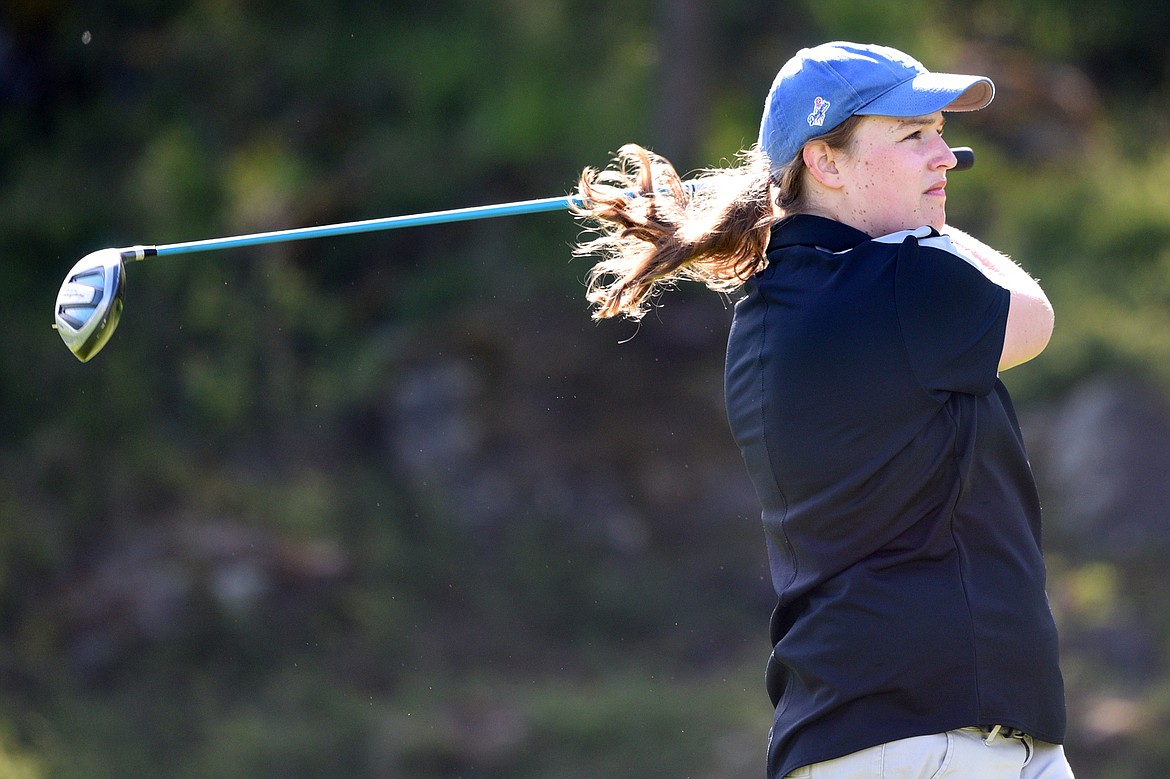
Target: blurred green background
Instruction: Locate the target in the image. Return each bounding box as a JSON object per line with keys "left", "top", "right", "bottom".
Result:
{"left": 4, "top": 1, "right": 1170, "bottom": 777}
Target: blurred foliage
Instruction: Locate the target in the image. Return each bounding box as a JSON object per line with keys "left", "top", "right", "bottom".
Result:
{"left": 3, "top": 0, "right": 1170, "bottom": 777}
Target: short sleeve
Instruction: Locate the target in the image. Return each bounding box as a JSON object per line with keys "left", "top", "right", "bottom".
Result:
{"left": 895, "top": 233, "right": 1009, "bottom": 397}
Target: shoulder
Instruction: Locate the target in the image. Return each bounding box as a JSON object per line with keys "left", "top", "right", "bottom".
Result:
{"left": 872, "top": 227, "right": 974, "bottom": 263}
{"left": 870, "top": 227, "right": 1001, "bottom": 291}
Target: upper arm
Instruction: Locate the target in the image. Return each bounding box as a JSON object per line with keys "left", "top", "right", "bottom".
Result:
{"left": 939, "top": 225, "right": 1054, "bottom": 373}
{"left": 895, "top": 235, "right": 1010, "bottom": 397}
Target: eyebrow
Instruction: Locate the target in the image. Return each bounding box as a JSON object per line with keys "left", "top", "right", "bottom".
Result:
{"left": 894, "top": 115, "right": 946, "bottom": 129}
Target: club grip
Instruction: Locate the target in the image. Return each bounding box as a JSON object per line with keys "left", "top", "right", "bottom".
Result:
{"left": 951, "top": 147, "right": 974, "bottom": 172}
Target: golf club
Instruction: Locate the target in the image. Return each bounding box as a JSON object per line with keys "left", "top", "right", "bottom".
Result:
{"left": 53, "top": 147, "right": 975, "bottom": 362}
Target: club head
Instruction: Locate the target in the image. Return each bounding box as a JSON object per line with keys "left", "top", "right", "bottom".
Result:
{"left": 54, "top": 248, "right": 126, "bottom": 362}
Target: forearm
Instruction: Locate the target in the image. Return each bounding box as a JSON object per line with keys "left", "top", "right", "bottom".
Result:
{"left": 944, "top": 226, "right": 1044, "bottom": 296}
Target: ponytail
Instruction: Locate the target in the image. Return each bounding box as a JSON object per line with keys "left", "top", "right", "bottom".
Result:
{"left": 571, "top": 144, "right": 774, "bottom": 320}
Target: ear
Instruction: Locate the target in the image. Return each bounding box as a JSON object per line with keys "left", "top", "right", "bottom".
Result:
{"left": 802, "top": 141, "right": 844, "bottom": 189}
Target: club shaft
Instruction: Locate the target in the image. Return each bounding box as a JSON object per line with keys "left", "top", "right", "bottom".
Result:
{"left": 134, "top": 193, "right": 586, "bottom": 259}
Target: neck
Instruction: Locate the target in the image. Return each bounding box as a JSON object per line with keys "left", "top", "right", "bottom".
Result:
{"left": 798, "top": 190, "right": 869, "bottom": 236}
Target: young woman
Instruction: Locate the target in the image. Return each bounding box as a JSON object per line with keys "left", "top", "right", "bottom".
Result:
{"left": 572, "top": 42, "right": 1073, "bottom": 778}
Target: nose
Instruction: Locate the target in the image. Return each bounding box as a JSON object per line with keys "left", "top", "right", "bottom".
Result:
{"left": 936, "top": 138, "right": 959, "bottom": 170}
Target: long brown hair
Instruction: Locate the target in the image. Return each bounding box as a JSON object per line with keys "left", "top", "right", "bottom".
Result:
{"left": 572, "top": 115, "right": 863, "bottom": 320}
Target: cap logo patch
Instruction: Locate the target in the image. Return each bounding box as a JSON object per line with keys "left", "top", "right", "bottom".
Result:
{"left": 807, "top": 96, "right": 830, "bottom": 127}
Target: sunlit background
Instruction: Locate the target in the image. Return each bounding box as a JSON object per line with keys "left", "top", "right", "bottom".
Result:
{"left": 4, "top": 1, "right": 1170, "bottom": 777}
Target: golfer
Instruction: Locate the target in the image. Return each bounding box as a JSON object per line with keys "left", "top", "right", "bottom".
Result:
{"left": 573, "top": 42, "right": 1072, "bottom": 778}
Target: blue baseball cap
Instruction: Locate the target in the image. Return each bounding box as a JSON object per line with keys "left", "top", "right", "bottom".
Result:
{"left": 758, "top": 42, "right": 994, "bottom": 169}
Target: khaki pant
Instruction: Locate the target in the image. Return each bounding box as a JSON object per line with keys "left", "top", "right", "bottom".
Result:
{"left": 783, "top": 726, "right": 1074, "bottom": 778}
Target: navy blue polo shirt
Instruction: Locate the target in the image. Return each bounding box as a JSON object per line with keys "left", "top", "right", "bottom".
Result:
{"left": 724, "top": 215, "right": 1066, "bottom": 778}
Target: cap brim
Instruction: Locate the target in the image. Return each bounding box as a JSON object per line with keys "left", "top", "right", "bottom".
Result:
{"left": 856, "top": 73, "right": 994, "bottom": 117}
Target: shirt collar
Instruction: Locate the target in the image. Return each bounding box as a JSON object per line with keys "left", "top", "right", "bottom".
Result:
{"left": 768, "top": 215, "right": 946, "bottom": 255}
{"left": 767, "top": 214, "right": 875, "bottom": 254}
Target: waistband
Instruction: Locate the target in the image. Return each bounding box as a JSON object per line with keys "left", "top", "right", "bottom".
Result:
{"left": 977, "top": 724, "right": 1028, "bottom": 744}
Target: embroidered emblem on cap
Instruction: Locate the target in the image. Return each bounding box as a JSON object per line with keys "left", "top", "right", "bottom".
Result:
{"left": 807, "top": 96, "right": 830, "bottom": 127}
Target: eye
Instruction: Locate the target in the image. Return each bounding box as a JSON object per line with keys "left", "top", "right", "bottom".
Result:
{"left": 903, "top": 126, "right": 944, "bottom": 142}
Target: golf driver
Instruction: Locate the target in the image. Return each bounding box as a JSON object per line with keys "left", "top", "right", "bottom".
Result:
{"left": 53, "top": 147, "right": 975, "bottom": 362}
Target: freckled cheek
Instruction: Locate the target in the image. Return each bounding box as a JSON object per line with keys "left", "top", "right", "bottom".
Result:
{"left": 865, "top": 178, "right": 898, "bottom": 202}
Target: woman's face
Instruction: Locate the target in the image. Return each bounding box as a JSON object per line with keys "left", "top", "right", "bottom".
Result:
{"left": 833, "top": 112, "right": 957, "bottom": 236}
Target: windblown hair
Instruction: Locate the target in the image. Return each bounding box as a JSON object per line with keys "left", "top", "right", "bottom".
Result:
{"left": 572, "top": 115, "right": 863, "bottom": 320}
